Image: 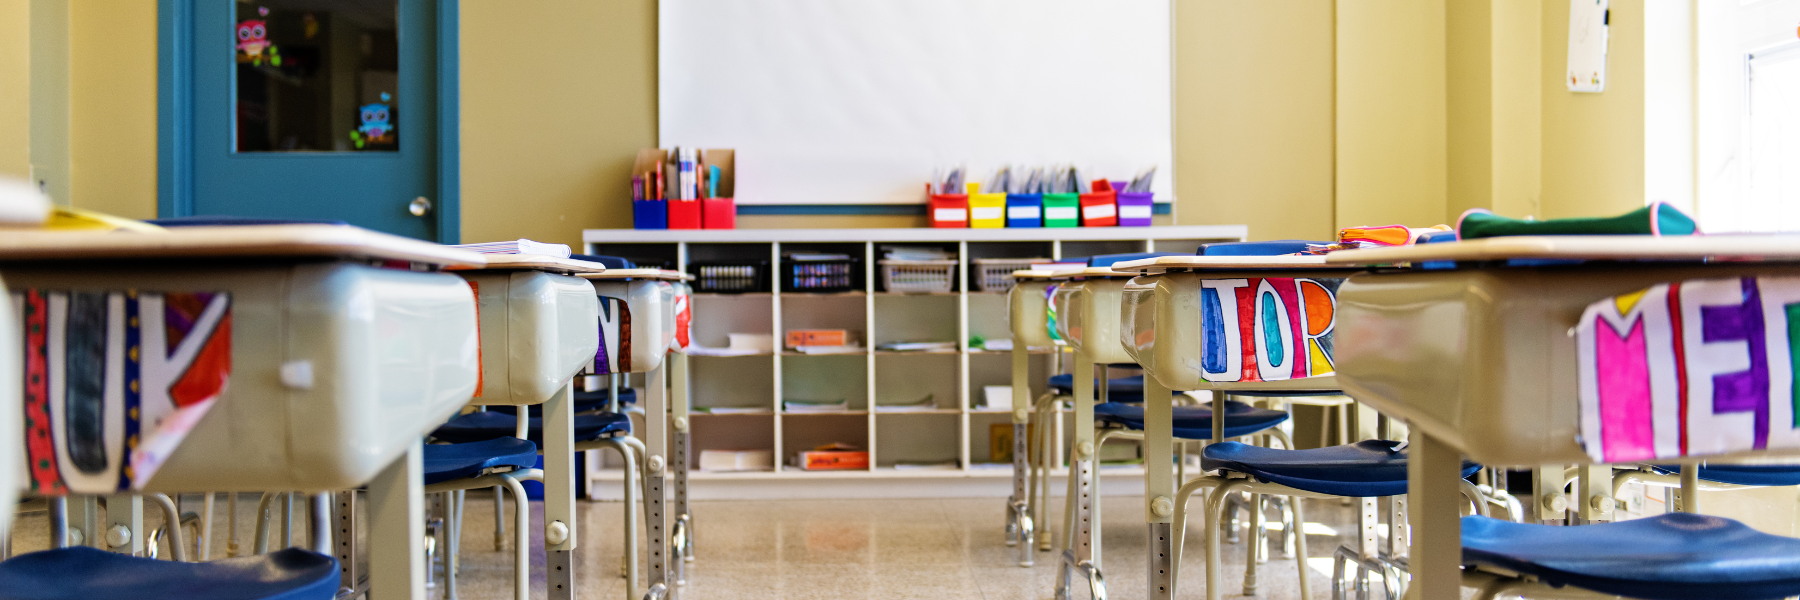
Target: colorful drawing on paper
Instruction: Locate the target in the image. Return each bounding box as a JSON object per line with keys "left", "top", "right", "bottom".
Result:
{"left": 350, "top": 93, "right": 394, "bottom": 149}
{"left": 14, "top": 290, "right": 231, "bottom": 494}
{"left": 1577, "top": 276, "right": 1800, "bottom": 462}
{"left": 1197, "top": 278, "right": 1341, "bottom": 383}
{"left": 1043, "top": 284, "right": 1065, "bottom": 344}
{"left": 673, "top": 289, "right": 691, "bottom": 351}
{"left": 593, "top": 296, "right": 633, "bottom": 375}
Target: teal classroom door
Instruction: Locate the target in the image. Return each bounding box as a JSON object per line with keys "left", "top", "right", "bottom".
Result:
{"left": 158, "top": 0, "right": 458, "bottom": 242}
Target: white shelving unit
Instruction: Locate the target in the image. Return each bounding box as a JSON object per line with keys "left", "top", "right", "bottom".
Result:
{"left": 581, "top": 226, "right": 1244, "bottom": 498}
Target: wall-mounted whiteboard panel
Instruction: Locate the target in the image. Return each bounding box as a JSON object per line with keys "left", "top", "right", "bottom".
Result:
{"left": 659, "top": 0, "right": 1173, "bottom": 205}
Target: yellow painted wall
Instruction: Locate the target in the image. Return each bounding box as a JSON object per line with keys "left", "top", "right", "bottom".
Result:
{"left": 29, "top": 0, "right": 69, "bottom": 206}
{"left": 69, "top": 0, "right": 157, "bottom": 220}
{"left": 1541, "top": 0, "right": 1646, "bottom": 219}
{"left": 1447, "top": 0, "right": 1543, "bottom": 222}
{"left": 1174, "top": 0, "right": 1336, "bottom": 241}
{"left": 459, "top": 0, "right": 657, "bottom": 248}
{"left": 1335, "top": 0, "right": 1449, "bottom": 229}
{"left": 0, "top": 0, "right": 29, "bottom": 180}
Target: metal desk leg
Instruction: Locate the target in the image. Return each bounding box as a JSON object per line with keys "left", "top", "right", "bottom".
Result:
{"left": 104, "top": 494, "right": 144, "bottom": 555}
{"left": 67, "top": 495, "right": 98, "bottom": 548}
{"left": 1008, "top": 345, "right": 1034, "bottom": 567}
{"left": 370, "top": 440, "right": 425, "bottom": 600}
{"left": 336, "top": 490, "right": 361, "bottom": 595}
{"left": 671, "top": 351, "right": 694, "bottom": 574}
{"left": 1056, "top": 351, "right": 1102, "bottom": 600}
{"left": 544, "top": 383, "right": 579, "bottom": 600}
{"left": 1402, "top": 430, "right": 1461, "bottom": 600}
{"left": 643, "top": 363, "right": 672, "bottom": 600}
{"left": 1143, "top": 374, "right": 1175, "bottom": 600}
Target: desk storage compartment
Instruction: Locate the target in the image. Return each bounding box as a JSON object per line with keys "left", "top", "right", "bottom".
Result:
{"left": 1060, "top": 277, "right": 1134, "bottom": 365}
{"left": 591, "top": 279, "right": 675, "bottom": 374}
{"left": 462, "top": 271, "right": 600, "bottom": 406}
{"left": 1009, "top": 279, "right": 1056, "bottom": 347}
{"left": 3, "top": 263, "right": 480, "bottom": 493}
{"left": 1126, "top": 271, "right": 1347, "bottom": 395}
{"left": 690, "top": 260, "right": 768, "bottom": 293}
{"left": 1334, "top": 264, "right": 1800, "bottom": 466}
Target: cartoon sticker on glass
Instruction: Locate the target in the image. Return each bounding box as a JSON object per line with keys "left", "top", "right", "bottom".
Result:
{"left": 350, "top": 92, "right": 395, "bottom": 149}
{"left": 235, "top": 7, "right": 281, "bottom": 67}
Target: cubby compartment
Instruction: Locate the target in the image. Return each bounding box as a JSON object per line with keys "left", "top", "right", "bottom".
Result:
{"left": 1060, "top": 240, "right": 1146, "bottom": 261}
{"left": 874, "top": 413, "right": 961, "bottom": 469}
{"left": 689, "top": 413, "right": 777, "bottom": 471}
{"left": 780, "top": 294, "right": 867, "bottom": 350}
{"left": 966, "top": 292, "right": 1012, "bottom": 348}
{"left": 690, "top": 293, "right": 772, "bottom": 350}
{"left": 872, "top": 294, "right": 958, "bottom": 348}
{"left": 966, "top": 352, "right": 1051, "bottom": 411}
{"left": 690, "top": 354, "right": 775, "bottom": 413}
{"left": 874, "top": 353, "right": 959, "bottom": 411}
{"left": 586, "top": 242, "right": 678, "bottom": 270}
{"left": 779, "top": 242, "right": 867, "bottom": 294}
{"left": 781, "top": 354, "right": 868, "bottom": 411}
{"left": 781, "top": 413, "right": 871, "bottom": 470}
{"left": 967, "top": 412, "right": 1018, "bottom": 468}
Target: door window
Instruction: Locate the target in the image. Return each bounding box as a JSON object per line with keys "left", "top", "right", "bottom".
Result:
{"left": 233, "top": 1, "right": 399, "bottom": 152}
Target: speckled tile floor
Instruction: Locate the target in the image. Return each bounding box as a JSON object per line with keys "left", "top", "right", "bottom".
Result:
{"left": 8, "top": 492, "right": 1366, "bottom": 599}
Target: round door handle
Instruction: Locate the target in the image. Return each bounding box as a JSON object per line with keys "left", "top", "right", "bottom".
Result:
{"left": 408, "top": 197, "right": 432, "bottom": 217}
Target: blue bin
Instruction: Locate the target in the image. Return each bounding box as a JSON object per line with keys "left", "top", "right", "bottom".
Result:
{"left": 1006, "top": 194, "right": 1043, "bottom": 228}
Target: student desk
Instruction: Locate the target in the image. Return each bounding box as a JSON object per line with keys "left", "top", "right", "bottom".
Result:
{"left": 0, "top": 225, "right": 484, "bottom": 600}
{"left": 1005, "top": 269, "right": 1065, "bottom": 568}
{"left": 1111, "top": 254, "right": 1357, "bottom": 600}
{"left": 578, "top": 268, "right": 683, "bottom": 600}
{"left": 450, "top": 253, "right": 604, "bottom": 600}
{"left": 1324, "top": 236, "right": 1800, "bottom": 599}
{"left": 0, "top": 279, "right": 19, "bottom": 537}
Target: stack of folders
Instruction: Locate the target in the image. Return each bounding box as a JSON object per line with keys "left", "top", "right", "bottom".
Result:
{"left": 632, "top": 147, "right": 737, "bottom": 230}
{"left": 452, "top": 239, "right": 572, "bottom": 258}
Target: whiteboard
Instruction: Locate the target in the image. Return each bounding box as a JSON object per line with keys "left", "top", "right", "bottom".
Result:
{"left": 658, "top": 0, "right": 1173, "bottom": 205}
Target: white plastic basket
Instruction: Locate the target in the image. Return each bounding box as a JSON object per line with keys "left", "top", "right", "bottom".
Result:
{"left": 971, "top": 258, "right": 1049, "bottom": 292}
{"left": 878, "top": 259, "right": 957, "bottom": 293}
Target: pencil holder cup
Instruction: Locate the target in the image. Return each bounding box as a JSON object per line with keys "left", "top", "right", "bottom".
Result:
{"left": 1079, "top": 180, "right": 1118, "bottom": 227}
{"left": 929, "top": 194, "right": 969, "bottom": 228}
{"left": 1042, "top": 193, "right": 1079, "bottom": 228}
{"left": 634, "top": 199, "right": 668, "bottom": 229}
{"left": 702, "top": 197, "right": 736, "bottom": 229}
{"left": 969, "top": 193, "right": 1007, "bottom": 228}
{"left": 668, "top": 199, "right": 702, "bottom": 229}
{"left": 1006, "top": 194, "right": 1042, "bottom": 228}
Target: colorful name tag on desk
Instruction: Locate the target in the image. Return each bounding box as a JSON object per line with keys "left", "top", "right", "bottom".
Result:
{"left": 1198, "top": 277, "right": 1341, "bottom": 383}
{"left": 593, "top": 296, "right": 633, "bottom": 375}
{"left": 13, "top": 290, "right": 231, "bottom": 494}
{"left": 1578, "top": 276, "right": 1800, "bottom": 462}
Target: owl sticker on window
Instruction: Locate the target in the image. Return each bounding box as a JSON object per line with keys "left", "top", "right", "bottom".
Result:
{"left": 349, "top": 93, "right": 395, "bottom": 149}
{"left": 235, "top": 14, "right": 281, "bottom": 67}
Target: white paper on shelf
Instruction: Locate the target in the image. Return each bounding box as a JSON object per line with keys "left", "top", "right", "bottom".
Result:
{"left": 796, "top": 344, "right": 864, "bottom": 355}
{"left": 686, "top": 344, "right": 766, "bottom": 357}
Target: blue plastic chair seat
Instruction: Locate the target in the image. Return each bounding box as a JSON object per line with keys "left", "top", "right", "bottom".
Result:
{"left": 430, "top": 411, "right": 631, "bottom": 445}
{"left": 1048, "top": 373, "right": 1153, "bottom": 397}
{"left": 1199, "top": 240, "right": 1331, "bottom": 256}
{"left": 0, "top": 547, "right": 338, "bottom": 600}
{"left": 1649, "top": 463, "right": 1800, "bottom": 487}
{"left": 1462, "top": 513, "right": 1800, "bottom": 600}
{"left": 1201, "top": 439, "right": 1479, "bottom": 497}
{"left": 423, "top": 437, "right": 540, "bottom": 485}
{"left": 1088, "top": 252, "right": 1184, "bottom": 267}
{"left": 1094, "top": 400, "right": 1289, "bottom": 440}
{"left": 487, "top": 388, "right": 637, "bottom": 416}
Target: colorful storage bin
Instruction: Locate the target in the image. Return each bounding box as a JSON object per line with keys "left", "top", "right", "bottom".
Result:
{"left": 970, "top": 193, "right": 1007, "bottom": 228}
{"left": 1043, "top": 193, "right": 1079, "bottom": 228}
{"left": 1006, "top": 194, "right": 1042, "bottom": 228}
{"left": 1079, "top": 180, "right": 1117, "bottom": 227}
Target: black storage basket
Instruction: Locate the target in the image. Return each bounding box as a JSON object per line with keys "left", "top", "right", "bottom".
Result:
{"left": 689, "top": 260, "right": 769, "bottom": 293}
{"left": 780, "top": 255, "right": 862, "bottom": 293}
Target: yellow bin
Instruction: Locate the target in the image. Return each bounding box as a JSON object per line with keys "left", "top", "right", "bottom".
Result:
{"left": 970, "top": 192, "right": 1007, "bottom": 228}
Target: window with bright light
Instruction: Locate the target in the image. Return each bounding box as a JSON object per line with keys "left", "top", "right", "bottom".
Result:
{"left": 1695, "top": 0, "right": 1800, "bottom": 232}
{"left": 1742, "top": 43, "right": 1800, "bottom": 230}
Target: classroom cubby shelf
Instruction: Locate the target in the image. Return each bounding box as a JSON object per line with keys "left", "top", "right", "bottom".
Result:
{"left": 582, "top": 226, "right": 1242, "bottom": 493}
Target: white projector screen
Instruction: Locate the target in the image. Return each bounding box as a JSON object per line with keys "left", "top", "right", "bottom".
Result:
{"left": 658, "top": 0, "right": 1173, "bottom": 205}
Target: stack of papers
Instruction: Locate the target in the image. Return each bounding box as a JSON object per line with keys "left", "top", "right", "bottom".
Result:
{"left": 794, "top": 344, "right": 864, "bottom": 355}
{"left": 453, "top": 239, "right": 572, "bottom": 258}
{"left": 695, "top": 406, "right": 765, "bottom": 414}
{"left": 686, "top": 345, "right": 766, "bottom": 357}
{"left": 893, "top": 461, "right": 959, "bottom": 471}
{"left": 787, "top": 252, "right": 852, "bottom": 262}
{"left": 881, "top": 246, "right": 954, "bottom": 261}
{"left": 784, "top": 399, "right": 850, "bottom": 413}
{"left": 876, "top": 341, "right": 957, "bottom": 352}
